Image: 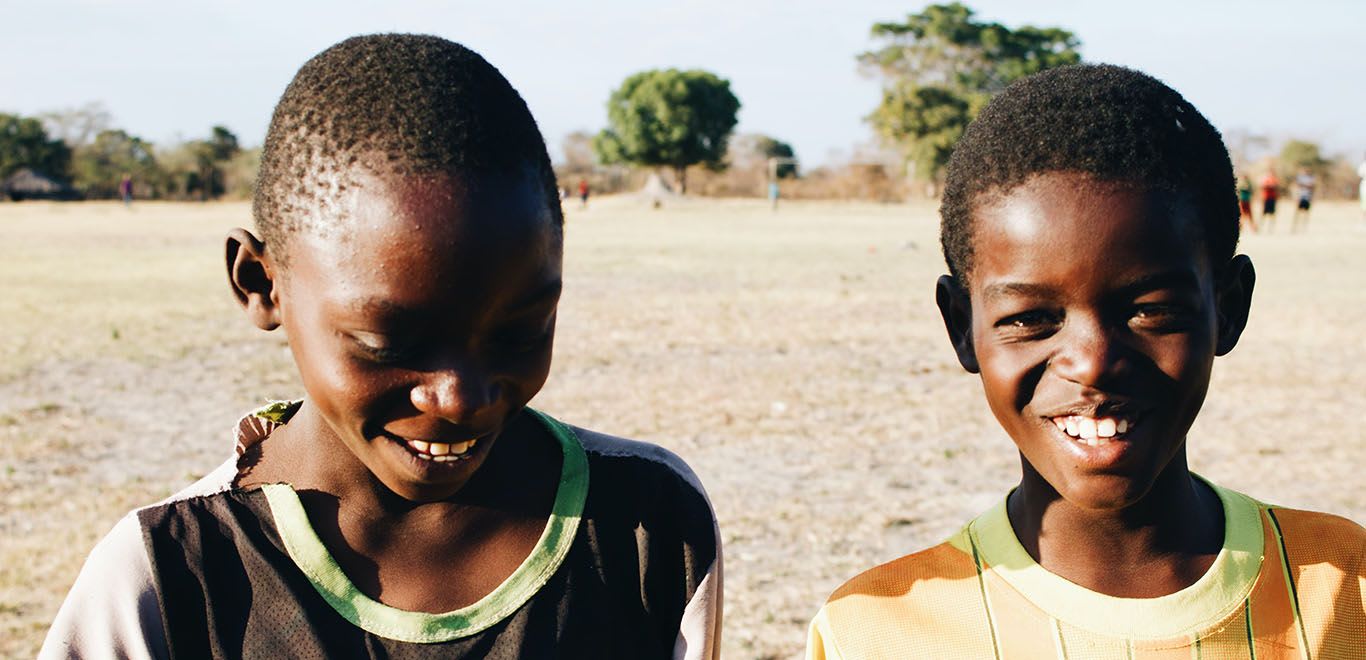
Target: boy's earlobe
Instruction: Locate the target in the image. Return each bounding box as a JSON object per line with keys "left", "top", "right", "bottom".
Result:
{"left": 1214, "top": 255, "right": 1255, "bottom": 356}
{"left": 936, "top": 275, "right": 980, "bottom": 373}
{"left": 226, "top": 228, "right": 281, "bottom": 331}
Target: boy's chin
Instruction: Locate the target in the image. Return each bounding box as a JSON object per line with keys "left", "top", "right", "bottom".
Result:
{"left": 1022, "top": 458, "right": 1167, "bottom": 513}
{"left": 1055, "top": 475, "right": 1160, "bottom": 512}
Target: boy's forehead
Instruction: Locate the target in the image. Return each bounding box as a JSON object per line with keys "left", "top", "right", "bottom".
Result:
{"left": 970, "top": 173, "right": 1207, "bottom": 283}
{"left": 293, "top": 163, "right": 556, "bottom": 246}
{"left": 282, "top": 170, "right": 562, "bottom": 313}
{"left": 980, "top": 173, "right": 1196, "bottom": 231}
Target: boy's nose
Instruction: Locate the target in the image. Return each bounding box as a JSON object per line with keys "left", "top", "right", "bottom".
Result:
{"left": 409, "top": 366, "right": 500, "bottom": 425}
{"left": 1052, "top": 319, "right": 1127, "bottom": 387}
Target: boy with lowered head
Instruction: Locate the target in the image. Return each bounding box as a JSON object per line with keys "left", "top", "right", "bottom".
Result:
{"left": 42, "top": 34, "right": 721, "bottom": 659}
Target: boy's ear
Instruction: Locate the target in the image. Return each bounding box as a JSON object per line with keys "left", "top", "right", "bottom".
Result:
{"left": 936, "top": 275, "right": 979, "bottom": 373}
{"left": 1214, "top": 254, "right": 1255, "bottom": 356}
{"left": 226, "top": 228, "right": 281, "bottom": 331}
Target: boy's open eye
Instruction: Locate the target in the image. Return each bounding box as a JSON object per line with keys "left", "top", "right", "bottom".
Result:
{"left": 1129, "top": 302, "right": 1193, "bottom": 332}
{"left": 994, "top": 309, "right": 1062, "bottom": 340}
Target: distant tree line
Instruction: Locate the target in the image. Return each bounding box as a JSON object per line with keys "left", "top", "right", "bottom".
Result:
{"left": 0, "top": 102, "right": 258, "bottom": 201}
{"left": 573, "top": 2, "right": 1358, "bottom": 202}
{"left": 8, "top": 10, "right": 1361, "bottom": 205}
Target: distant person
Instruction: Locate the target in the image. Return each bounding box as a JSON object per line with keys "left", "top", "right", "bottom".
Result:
{"left": 806, "top": 64, "right": 1365, "bottom": 660}
{"left": 1358, "top": 158, "right": 1366, "bottom": 223}
{"left": 768, "top": 180, "right": 780, "bottom": 210}
{"left": 119, "top": 174, "right": 133, "bottom": 207}
{"left": 578, "top": 178, "right": 589, "bottom": 208}
{"left": 1292, "top": 167, "right": 1316, "bottom": 233}
{"left": 1259, "top": 170, "right": 1279, "bottom": 232}
{"left": 1237, "top": 173, "right": 1257, "bottom": 233}
{"left": 41, "top": 34, "right": 721, "bottom": 660}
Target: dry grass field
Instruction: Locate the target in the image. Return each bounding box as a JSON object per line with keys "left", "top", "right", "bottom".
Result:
{"left": 2, "top": 197, "right": 1363, "bottom": 658}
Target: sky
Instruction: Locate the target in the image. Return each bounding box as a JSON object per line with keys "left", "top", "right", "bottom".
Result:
{"left": 5, "top": 0, "right": 1365, "bottom": 166}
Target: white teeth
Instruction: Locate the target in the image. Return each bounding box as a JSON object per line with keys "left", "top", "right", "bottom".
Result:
{"left": 1096, "top": 418, "right": 1117, "bottom": 438}
{"left": 1050, "top": 415, "right": 1134, "bottom": 446}
{"left": 405, "top": 438, "right": 478, "bottom": 461}
{"left": 1078, "top": 417, "right": 1097, "bottom": 440}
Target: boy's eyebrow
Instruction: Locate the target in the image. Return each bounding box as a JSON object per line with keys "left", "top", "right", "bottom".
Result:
{"left": 981, "top": 282, "right": 1058, "bottom": 303}
{"left": 348, "top": 298, "right": 411, "bottom": 319}
{"left": 1113, "top": 270, "right": 1201, "bottom": 297}
{"left": 343, "top": 279, "right": 562, "bottom": 319}
{"left": 981, "top": 271, "right": 1202, "bottom": 304}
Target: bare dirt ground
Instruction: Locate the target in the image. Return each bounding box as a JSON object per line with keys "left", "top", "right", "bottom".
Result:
{"left": 2, "top": 198, "right": 1363, "bottom": 658}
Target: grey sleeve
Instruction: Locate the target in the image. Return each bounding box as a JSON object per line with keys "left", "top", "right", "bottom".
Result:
{"left": 669, "top": 454, "right": 723, "bottom": 660}
{"left": 38, "top": 513, "right": 169, "bottom": 660}
{"left": 672, "top": 541, "right": 723, "bottom": 660}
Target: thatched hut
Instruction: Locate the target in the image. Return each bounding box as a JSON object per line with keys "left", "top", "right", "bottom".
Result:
{"left": 1, "top": 168, "right": 80, "bottom": 201}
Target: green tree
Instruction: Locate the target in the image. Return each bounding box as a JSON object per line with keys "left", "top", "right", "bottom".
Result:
{"left": 187, "top": 125, "right": 240, "bottom": 200}
{"left": 755, "top": 135, "right": 799, "bottom": 179}
{"left": 594, "top": 69, "right": 740, "bottom": 194}
{"left": 0, "top": 113, "right": 72, "bottom": 180}
{"left": 70, "top": 129, "right": 161, "bottom": 198}
{"left": 731, "top": 134, "right": 800, "bottom": 179}
{"left": 860, "top": 3, "right": 1080, "bottom": 182}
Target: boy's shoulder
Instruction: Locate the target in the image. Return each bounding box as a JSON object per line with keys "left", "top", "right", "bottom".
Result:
{"left": 558, "top": 420, "right": 716, "bottom": 530}
{"left": 1264, "top": 503, "right": 1366, "bottom": 565}
{"left": 572, "top": 424, "right": 708, "bottom": 489}
{"left": 822, "top": 526, "right": 979, "bottom": 609}
{"left": 808, "top": 530, "right": 987, "bottom": 660}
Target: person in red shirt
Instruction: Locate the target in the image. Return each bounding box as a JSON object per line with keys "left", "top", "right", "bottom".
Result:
{"left": 1259, "top": 171, "right": 1279, "bottom": 232}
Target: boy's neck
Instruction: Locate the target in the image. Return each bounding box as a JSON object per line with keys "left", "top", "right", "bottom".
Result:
{"left": 1006, "top": 457, "right": 1225, "bottom": 598}
{"left": 243, "top": 405, "right": 563, "bottom": 612}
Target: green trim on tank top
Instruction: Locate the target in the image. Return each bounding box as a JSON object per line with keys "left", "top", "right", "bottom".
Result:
{"left": 260, "top": 408, "right": 589, "bottom": 643}
{"left": 964, "top": 475, "right": 1264, "bottom": 641}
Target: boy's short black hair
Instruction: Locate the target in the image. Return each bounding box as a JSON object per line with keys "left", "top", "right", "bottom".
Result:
{"left": 939, "top": 64, "right": 1237, "bottom": 283}
{"left": 253, "top": 33, "right": 562, "bottom": 263}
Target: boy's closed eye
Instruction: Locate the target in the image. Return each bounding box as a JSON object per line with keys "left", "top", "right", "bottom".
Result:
{"left": 345, "top": 317, "right": 554, "bottom": 366}
{"left": 349, "top": 330, "right": 420, "bottom": 365}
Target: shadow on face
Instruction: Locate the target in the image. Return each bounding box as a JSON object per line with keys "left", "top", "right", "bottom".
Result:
{"left": 229, "top": 167, "right": 564, "bottom": 502}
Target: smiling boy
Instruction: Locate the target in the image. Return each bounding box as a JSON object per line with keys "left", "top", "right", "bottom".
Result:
{"left": 42, "top": 35, "right": 720, "bottom": 659}
{"left": 807, "top": 65, "right": 1364, "bottom": 659}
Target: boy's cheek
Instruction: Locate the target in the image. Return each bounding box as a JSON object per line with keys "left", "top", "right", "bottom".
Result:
{"left": 1141, "top": 331, "right": 1217, "bottom": 389}
{"left": 975, "top": 347, "right": 1047, "bottom": 420}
